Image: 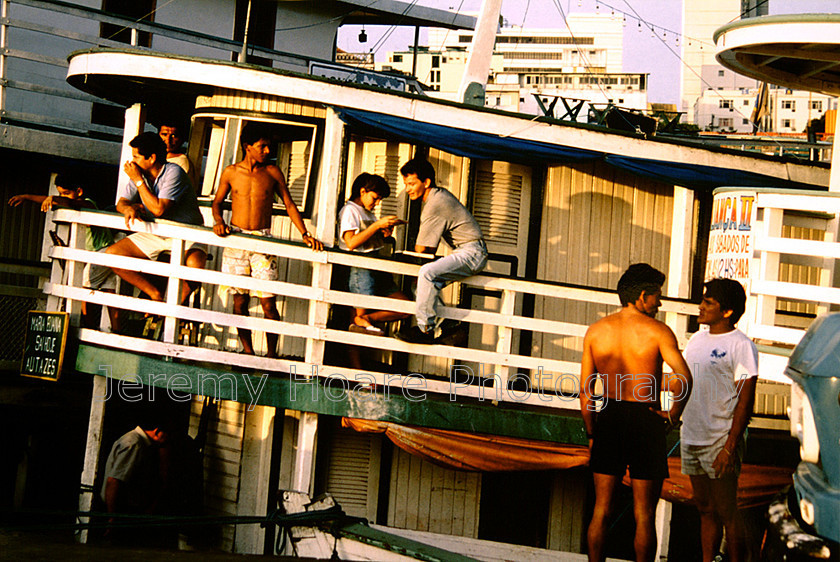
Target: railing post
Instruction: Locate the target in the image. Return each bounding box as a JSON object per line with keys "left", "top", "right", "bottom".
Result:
{"left": 495, "top": 288, "right": 516, "bottom": 393}
{"left": 755, "top": 207, "right": 783, "bottom": 330}
{"left": 162, "top": 237, "right": 186, "bottom": 343}
{"left": 65, "top": 221, "right": 86, "bottom": 325}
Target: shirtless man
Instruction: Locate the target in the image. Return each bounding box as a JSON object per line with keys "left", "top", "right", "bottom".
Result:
{"left": 212, "top": 122, "right": 323, "bottom": 357}
{"left": 580, "top": 263, "right": 692, "bottom": 562}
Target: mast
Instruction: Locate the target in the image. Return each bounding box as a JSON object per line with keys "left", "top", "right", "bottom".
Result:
{"left": 457, "top": 0, "right": 502, "bottom": 106}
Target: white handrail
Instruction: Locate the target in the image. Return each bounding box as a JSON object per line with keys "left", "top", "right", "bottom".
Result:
{"left": 46, "top": 208, "right": 698, "bottom": 409}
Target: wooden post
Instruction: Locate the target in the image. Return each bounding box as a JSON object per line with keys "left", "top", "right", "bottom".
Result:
{"left": 65, "top": 222, "right": 86, "bottom": 326}
{"left": 118, "top": 104, "right": 147, "bottom": 201}
{"left": 291, "top": 411, "right": 318, "bottom": 495}
{"left": 665, "top": 186, "right": 694, "bottom": 343}
{"left": 234, "top": 405, "right": 276, "bottom": 554}
{"left": 162, "top": 238, "right": 185, "bottom": 343}
{"left": 77, "top": 373, "right": 109, "bottom": 543}
{"left": 495, "top": 288, "right": 516, "bottom": 393}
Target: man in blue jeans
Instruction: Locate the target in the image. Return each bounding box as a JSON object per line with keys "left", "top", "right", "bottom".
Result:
{"left": 396, "top": 158, "right": 488, "bottom": 345}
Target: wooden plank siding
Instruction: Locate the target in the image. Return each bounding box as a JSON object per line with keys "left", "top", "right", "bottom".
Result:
{"left": 547, "top": 468, "right": 588, "bottom": 553}
{"left": 387, "top": 446, "right": 481, "bottom": 538}
{"left": 534, "top": 162, "right": 675, "bottom": 366}
{"left": 190, "top": 396, "right": 246, "bottom": 552}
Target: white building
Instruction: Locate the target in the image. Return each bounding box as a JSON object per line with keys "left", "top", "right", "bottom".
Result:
{"left": 696, "top": 85, "right": 836, "bottom": 134}
{"left": 681, "top": 0, "right": 766, "bottom": 123}
{"left": 378, "top": 13, "right": 647, "bottom": 120}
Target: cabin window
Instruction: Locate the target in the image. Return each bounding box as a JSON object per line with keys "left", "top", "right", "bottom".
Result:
{"left": 718, "top": 118, "right": 733, "bottom": 128}
{"left": 393, "top": 54, "right": 403, "bottom": 63}
{"left": 811, "top": 100, "right": 823, "bottom": 111}
{"left": 718, "top": 70, "right": 725, "bottom": 77}
{"left": 743, "top": 99, "right": 749, "bottom": 105}
{"left": 719, "top": 99, "right": 733, "bottom": 109}
{"left": 431, "top": 55, "right": 440, "bottom": 68}
{"left": 100, "top": 0, "right": 154, "bottom": 47}
{"left": 782, "top": 119, "right": 793, "bottom": 128}
{"left": 742, "top": 118, "right": 749, "bottom": 124}
{"left": 192, "top": 114, "right": 321, "bottom": 216}
{"left": 781, "top": 100, "right": 796, "bottom": 110}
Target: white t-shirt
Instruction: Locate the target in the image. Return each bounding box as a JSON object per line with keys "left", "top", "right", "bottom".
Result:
{"left": 681, "top": 328, "right": 759, "bottom": 446}
{"left": 337, "top": 200, "right": 381, "bottom": 252}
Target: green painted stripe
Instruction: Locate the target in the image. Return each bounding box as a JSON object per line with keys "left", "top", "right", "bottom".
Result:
{"left": 339, "top": 523, "right": 477, "bottom": 562}
{"left": 76, "top": 344, "right": 588, "bottom": 445}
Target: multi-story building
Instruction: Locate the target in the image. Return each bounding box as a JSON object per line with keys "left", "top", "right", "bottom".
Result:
{"left": 681, "top": 0, "right": 767, "bottom": 123}
{"left": 696, "top": 84, "right": 836, "bottom": 134}
{"left": 377, "top": 13, "right": 646, "bottom": 120}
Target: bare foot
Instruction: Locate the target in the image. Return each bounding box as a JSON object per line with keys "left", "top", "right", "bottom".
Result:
{"left": 353, "top": 315, "right": 374, "bottom": 329}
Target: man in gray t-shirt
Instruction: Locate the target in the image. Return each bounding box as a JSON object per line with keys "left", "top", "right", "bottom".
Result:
{"left": 106, "top": 132, "right": 207, "bottom": 305}
{"left": 396, "top": 158, "right": 487, "bottom": 345}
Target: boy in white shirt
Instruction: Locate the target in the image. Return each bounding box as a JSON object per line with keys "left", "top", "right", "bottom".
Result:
{"left": 681, "top": 278, "right": 758, "bottom": 562}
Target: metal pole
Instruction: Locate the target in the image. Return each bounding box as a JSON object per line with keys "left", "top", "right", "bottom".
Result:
{"left": 0, "top": 0, "right": 8, "bottom": 116}
{"left": 238, "top": 0, "right": 252, "bottom": 63}
{"left": 411, "top": 25, "right": 419, "bottom": 78}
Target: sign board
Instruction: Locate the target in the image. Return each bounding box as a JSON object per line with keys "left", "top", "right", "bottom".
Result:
{"left": 705, "top": 190, "right": 757, "bottom": 285}
{"left": 308, "top": 61, "right": 407, "bottom": 92}
{"left": 21, "top": 311, "right": 69, "bottom": 381}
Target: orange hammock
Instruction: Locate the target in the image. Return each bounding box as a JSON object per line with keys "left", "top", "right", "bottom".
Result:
{"left": 343, "top": 417, "right": 793, "bottom": 509}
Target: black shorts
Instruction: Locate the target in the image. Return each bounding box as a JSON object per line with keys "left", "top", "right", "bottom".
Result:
{"left": 589, "top": 400, "right": 669, "bottom": 481}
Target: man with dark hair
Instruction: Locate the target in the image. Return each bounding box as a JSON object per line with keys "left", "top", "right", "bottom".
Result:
{"left": 107, "top": 132, "right": 207, "bottom": 305}
{"left": 101, "top": 421, "right": 171, "bottom": 536}
{"left": 212, "top": 121, "right": 322, "bottom": 357}
{"left": 681, "top": 278, "right": 757, "bottom": 562}
{"left": 395, "top": 157, "right": 487, "bottom": 344}
{"left": 158, "top": 118, "right": 199, "bottom": 190}
{"left": 580, "top": 263, "right": 692, "bottom": 562}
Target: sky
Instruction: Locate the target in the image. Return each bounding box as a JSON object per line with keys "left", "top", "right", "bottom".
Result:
{"left": 336, "top": 0, "right": 840, "bottom": 104}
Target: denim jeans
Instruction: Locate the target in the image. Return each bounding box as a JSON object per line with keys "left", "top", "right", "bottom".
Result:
{"left": 415, "top": 240, "right": 488, "bottom": 331}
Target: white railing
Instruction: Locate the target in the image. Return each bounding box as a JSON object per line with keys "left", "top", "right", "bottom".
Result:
{"left": 46, "top": 208, "right": 698, "bottom": 410}
{"left": 747, "top": 190, "right": 840, "bottom": 362}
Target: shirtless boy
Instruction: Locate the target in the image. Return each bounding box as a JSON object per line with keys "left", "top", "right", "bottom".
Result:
{"left": 212, "top": 122, "right": 323, "bottom": 357}
{"left": 580, "top": 263, "right": 692, "bottom": 562}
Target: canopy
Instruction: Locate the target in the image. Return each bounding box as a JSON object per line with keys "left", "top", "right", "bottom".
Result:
{"left": 337, "top": 108, "right": 821, "bottom": 191}
{"left": 344, "top": 418, "right": 793, "bottom": 508}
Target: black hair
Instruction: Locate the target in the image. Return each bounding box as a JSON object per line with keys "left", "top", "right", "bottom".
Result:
{"left": 703, "top": 277, "right": 747, "bottom": 324}
{"left": 129, "top": 132, "right": 167, "bottom": 163}
{"left": 617, "top": 263, "right": 666, "bottom": 306}
{"left": 349, "top": 173, "right": 390, "bottom": 201}
{"left": 157, "top": 117, "right": 187, "bottom": 136}
{"left": 399, "top": 157, "right": 436, "bottom": 187}
{"left": 240, "top": 122, "right": 273, "bottom": 149}
{"left": 54, "top": 174, "right": 83, "bottom": 192}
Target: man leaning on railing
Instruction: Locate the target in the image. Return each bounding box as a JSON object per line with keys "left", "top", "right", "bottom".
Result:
{"left": 106, "top": 132, "right": 207, "bottom": 306}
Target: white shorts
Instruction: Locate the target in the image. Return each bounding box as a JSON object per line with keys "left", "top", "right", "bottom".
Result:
{"left": 221, "top": 228, "right": 277, "bottom": 298}
{"left": 83, "top": 247, "right": 116, "bottom": 290}
{"left": 128, "top": 232, "right": 207, "bottom": 260}
{"left": 681, "top": 435, "right": 744, "bottom": 479}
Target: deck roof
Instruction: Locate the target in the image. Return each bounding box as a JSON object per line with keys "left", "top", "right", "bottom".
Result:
{"left": 715, "top": 14, "right": 840, "bottom": 95}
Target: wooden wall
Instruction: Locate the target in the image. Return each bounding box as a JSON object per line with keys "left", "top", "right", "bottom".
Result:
{"left": 533, "top": 161, "right": 675, "bottom": 363}
{"left": 387, "top": 446, "right": 481, "bottom": 538}
{"left": 190, "top": 396, "right": 246, "bottom": 552}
